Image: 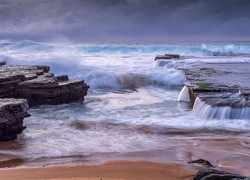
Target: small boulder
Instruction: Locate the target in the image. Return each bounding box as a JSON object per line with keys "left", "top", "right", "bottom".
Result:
{"left": 193, "top": 169, "right": 249, "bottom": 180}
{"left": 0, "top": 98, "right": 29, "bottom": 141}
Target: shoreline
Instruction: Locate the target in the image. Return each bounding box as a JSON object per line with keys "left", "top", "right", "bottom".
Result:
{"left": 0, "top": 160, "right": 195, "bottom": 180}
{"left": 1, "top": 133, "right": 250, "bottom": 179}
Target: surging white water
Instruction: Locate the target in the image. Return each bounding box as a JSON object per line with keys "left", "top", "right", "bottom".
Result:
{"left": 193, "top": 97, "right": 250, "bottom": 120}
{"left": 177, "top": 86, "right": 190, "bottom": 102}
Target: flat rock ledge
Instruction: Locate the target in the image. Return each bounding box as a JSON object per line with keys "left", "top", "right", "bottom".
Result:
{"left": 154, "top": 54, "right": 250, "bottom": 110}
{"left": 155, "top": 54, "right": 180, "bottom": 60}
{"left": 0, "top": 98, "right": 29, "bottom": 141}
{"left": 154, "top": 53, "right": 250, "bottom": 118}
{"left": 0, "top": 65, "right": 89, "bottom": 107}
{"left": 178, "top": 63, "right": 250, "bottom": 109}
{"left": 0, "top": 65, "right": 89, "bottom": 141}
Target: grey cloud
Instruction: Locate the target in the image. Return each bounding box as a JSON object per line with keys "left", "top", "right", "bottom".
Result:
{"left": 0, "top": 0, "right": 249, "bottom": 42}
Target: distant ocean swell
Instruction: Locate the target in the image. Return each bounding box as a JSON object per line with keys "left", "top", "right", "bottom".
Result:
{"left": 1, "top": 40, "right": 250, "bottom": 56}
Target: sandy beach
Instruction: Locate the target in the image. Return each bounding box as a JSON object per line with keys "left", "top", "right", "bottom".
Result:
{"left": 0, "top": 161, "right": 195, "bottom": 180}
{"left": 1, "top": 134, "right": 250, "bottom": 180}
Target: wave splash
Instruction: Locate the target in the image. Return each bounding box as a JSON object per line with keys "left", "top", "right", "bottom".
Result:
{"left": 83, "top": 68, "right": 185, "bottom": 90}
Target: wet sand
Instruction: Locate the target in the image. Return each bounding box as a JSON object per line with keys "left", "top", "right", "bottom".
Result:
{"left": 0, "top": 161, "right": 195, "bottom": 180}
{"left": 1, "top": 134, "right": 250, "bottom": 179}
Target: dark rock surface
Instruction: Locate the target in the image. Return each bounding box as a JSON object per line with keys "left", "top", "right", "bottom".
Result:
{"left": 178, "top": 63, "right": 250, "bottom": 109}
{"left": 188, "top": 159, "right": 214, "bottom": 168}
{"left": 0, "top": 61, "right": 6, "bottom": 66}
{"left": 0, "top": 65, "right": 89, "bottom": 107}
{"left": 0, "top": 65, "right": 89, "bottom": 141}
{"left": 155, "top": 54, "right": 180, "bottom": 60}
{"left": 193, "top": 169, "right": 249, "bottom": 180}
{"left": 0, "top": 98, "right": 29, "bottom": 141}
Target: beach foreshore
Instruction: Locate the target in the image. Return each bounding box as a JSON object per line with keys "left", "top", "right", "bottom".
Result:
{"left": 1, "top": 134, "right": 250, "bottom": 179}
{"left": 0, "top": 161, "right": 195, "bottom": 180}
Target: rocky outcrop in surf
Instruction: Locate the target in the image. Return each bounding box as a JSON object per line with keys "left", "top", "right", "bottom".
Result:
{"left": 0, "top": 65, "right": 89, "bottom": 107}
{"left": 178, "top": 63, "right": 250, "bottom": 120}
{"left": 0, "top": 65, "right": 89, "bottom": 141}
{"left": 0, "top": 98, "right": 29, "bottom": 141}
{"left": 155, "top": 54, "right": 180, "bottom": 60}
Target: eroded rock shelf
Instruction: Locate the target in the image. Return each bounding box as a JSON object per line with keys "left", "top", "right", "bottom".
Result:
{"left": 0, "top": 65, "right": 89, "bottom": 141}
{"left": 179, "top": 63, "right": 250, "bottom": 106}
{"left": 155, "top": 54, "right": 250, "bottom": 119}
{"left": 0, "top": 98, "right": 29, "bottom": 141}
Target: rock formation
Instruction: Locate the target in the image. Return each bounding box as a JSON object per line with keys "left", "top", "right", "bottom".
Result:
{"left": 177, "top": 63, "right": 250, "bottom": 119}
{"left": 193, "top": 169, "right": 249, "bottom": 180}
{"left": 0, "top": 65, "right": 89, "bottom": 107}
{"left": 0, "top": 65, "right": 89, "bottom": 141}
{"left": 155, "top": 54, "right": 180, "bottom": 60}
{"left": 189, "top": 159, "right": 249, "bottom": 179}
{"left": 0, "top": 98, "right": 29, "bottom": 141}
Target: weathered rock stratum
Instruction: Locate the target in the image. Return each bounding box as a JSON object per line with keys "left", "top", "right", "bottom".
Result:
{"left": 155, "top": 53, "right": 250, "bottom": 119}
{"left": 0, "top": 65, "right": 89, "bottom": 107}
{"left": 178, "top": 63, "right": 250, "bottom": 107}
{"left": 0, "top": 65, "right": 89, "bottom": 141}
{"left": 177, "top": 63, "right": 250, "bottom": 119}
{"left": 0, "top": 98, "right": 29, "bottom": 141}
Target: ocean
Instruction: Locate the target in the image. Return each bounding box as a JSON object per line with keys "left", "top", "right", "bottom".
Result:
{"left": 1, "top": 41, "right": 250, "bottom": 168}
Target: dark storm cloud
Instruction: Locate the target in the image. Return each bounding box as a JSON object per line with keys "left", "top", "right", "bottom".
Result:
{"left": 0, "top": 0, "right": 250, "bottom": 42}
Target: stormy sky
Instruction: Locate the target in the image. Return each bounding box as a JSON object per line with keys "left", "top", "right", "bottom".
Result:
{"left": 0, "top": 0, "right": 250, "bottom": 42}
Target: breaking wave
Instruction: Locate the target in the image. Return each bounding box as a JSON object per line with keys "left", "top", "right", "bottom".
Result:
{"left": 83, "top": 68, "right": 185, "bottom": 90}
{"left": 1, "top": 41, "right": 250, "bottom": 58}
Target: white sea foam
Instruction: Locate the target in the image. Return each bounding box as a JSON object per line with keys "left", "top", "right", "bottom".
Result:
{"left": 193, "top": 97, "right": 250, "bottom": 120}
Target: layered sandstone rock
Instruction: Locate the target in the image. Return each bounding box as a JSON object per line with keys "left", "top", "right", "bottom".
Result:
{"left": 0, "top": 65, "right": 89, "bottom": 141}
{"left": 0, "top": 98, "right": 29, "bottom": 141}
{"left": 0, "top": 65, "right": 89, "bottom": 107}
{"left": 178, "top": 64, "right": 250, "bottom": 108}
{"left": 177, "top": 63, "right": 250, "bottom": 120}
